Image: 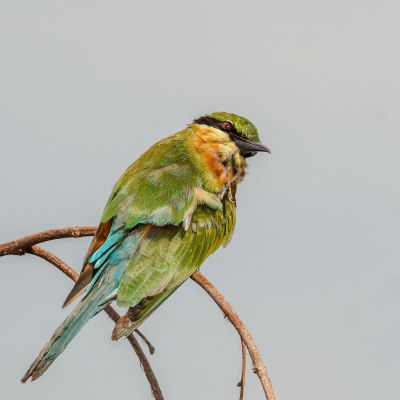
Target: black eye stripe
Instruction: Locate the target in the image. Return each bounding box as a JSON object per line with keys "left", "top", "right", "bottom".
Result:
{"left": 193, "top": 116, "right": 223, "bottom": 130}
{"left": 193, "top": 116, "right": 240, "bottom": 136}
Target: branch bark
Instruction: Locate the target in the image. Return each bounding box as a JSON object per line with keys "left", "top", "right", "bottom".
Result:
{"left": 0, "top": 226, "right": 275, "bottom": 400}
{"left": 191, "top": 271, "right": 275, "bottom": 400}
{"left": 0, "top": 226, "right": 95, "bottom": 256}
{"left": 103, "top": 306, "right": 163, "bottom": 400}
{"left": 0, "top": 233, "right": 163, "bottom": 400}
{"left": 239, "top": 338, "right": 247, "bottom": 400}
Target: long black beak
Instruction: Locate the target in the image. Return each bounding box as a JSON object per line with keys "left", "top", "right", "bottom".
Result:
{"left": 230, "top": 134, "right": 271, "bottom": 157}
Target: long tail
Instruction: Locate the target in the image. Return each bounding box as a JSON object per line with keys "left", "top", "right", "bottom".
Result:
{"left": 22, "top": 227, "right": 146, "bottom": 382}
{"left": 21, "top": 286, "right": 111, "bottom": 383}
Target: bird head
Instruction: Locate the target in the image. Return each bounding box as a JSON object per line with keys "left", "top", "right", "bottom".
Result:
{"left": 193, "top": 112, "right": 270, "bottom": 158}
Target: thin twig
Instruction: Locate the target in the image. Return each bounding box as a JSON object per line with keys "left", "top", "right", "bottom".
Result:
{"left": 0, "top": 226, "right": 275, "bottom": 399}
{"left": 135, "top": 329, "right": 156, "bottom": 355}
{"left": 238, "top": 338, "right": 247, "bottom": 400}
{"left": 103, "top": 306, "right": 163, "bottom": 400}
{"left": 29, "top": 245, "right": 79, "bottom": 281}
{"left": 191, "top": 271, "right": 275, "bottom": 400}
{"left": 0, "top": 237, "right": 163, "bottom": 400}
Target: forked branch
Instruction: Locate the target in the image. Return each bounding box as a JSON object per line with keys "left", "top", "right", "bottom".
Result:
{"left": 24, "top": 244, "right": 162, "bottom": 399}
{"left": 191, "top": 271, "right": 275, "bottom": 400}
{"left": 0, "top": 226, "right": 275, "bottom": 400}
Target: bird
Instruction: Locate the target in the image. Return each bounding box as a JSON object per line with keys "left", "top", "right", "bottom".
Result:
{"left": 21, "top": 111, "right": 270, "bottom": 382}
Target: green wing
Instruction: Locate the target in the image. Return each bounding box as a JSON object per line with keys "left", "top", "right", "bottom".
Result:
{"left": 112, "top": 198, "right": 236, "bottom": 338}
{"left": 67, "top": 132, "right": 236, "bottom": 339}
{"left": 118, "top": 199, "right": 236, "bottom": 305}
{"left": 101, "top": 133, "right": 222, "bottom": 229}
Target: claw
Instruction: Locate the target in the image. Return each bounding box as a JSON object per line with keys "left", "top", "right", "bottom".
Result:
{"left": 218, "top": 185, "right": 228, "bottom": 200}
{"left": 228, "top": 184, "right": 234, "bottom": 202}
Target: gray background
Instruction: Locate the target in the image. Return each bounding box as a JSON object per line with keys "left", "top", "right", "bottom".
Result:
{"left": 1, "top": 1, "right": 399, "bottom": 399}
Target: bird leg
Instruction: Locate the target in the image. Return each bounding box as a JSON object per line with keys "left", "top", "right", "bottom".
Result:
{"left": 218, "top": 185, "right": 229, "bottom": 200}
{"left": 219, "top": 174, "right": 240, "bottom": 202}
{"left": 228, "top": 183, "right": 234, "bottom": 202}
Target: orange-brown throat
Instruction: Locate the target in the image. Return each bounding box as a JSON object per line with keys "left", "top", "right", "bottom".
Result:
{"left": 191, "top": 125, "right": 246, "bottom": 192}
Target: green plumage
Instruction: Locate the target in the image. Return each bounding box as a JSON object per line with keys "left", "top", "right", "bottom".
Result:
{"left": 112, "top": 198, "right": 235, "bottom": 336}
{"left": 101, "top": 130, "right": 236, "bottom": 334}
{"left": 22, "top": 112, "right": 267, "bottom": 382}
{"left": 101, "top": 132, "right": 202, "bottom": 227}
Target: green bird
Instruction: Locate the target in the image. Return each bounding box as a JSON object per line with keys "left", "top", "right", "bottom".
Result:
{"left": 21, "top": 112, "right": 270, "bottom": 382}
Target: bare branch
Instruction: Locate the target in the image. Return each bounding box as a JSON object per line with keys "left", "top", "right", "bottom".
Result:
{"left": 103, "top": 306, "right": 163, "bottom": 400}
{"left": 0, "top": 226, "right": 95, "bottom": 256}
{"left": 191, "top": 271, "right": 275, "bottom": 400}
{"left": 29, "top": 245, "right": 79, "bottom": 281}
{"left": 0, "top": 226, "right": 275, "bottom": 399}
{"left": 238, "top": 338, "right": 247, "bottom": 400}
{"left": 0, "top": 230, "right": 157, "bottom": 356}
{"left": 0, "top": 235, "right": 163, "bottom": 400}
{"left": 135, "top": 329, "right": 156, "bottom": 355}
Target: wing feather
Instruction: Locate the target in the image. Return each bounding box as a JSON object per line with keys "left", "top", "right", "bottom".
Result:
{"left": 117, "top": 198, "right": 236, "bottom": 308}
{"left": 63, "top": 133, "right": 233, "bottom": 321}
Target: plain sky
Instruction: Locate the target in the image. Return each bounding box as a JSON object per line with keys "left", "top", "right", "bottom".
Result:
{"left": 1, "top": 1, "right": 399, "bottom": 399}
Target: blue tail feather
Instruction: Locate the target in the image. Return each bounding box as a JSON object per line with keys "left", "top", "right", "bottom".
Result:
{"left": 21, "top": 230, "right": 143, "bottom": 382}
{"left": 21, "top": 284, "right": 108, "bottom": 382}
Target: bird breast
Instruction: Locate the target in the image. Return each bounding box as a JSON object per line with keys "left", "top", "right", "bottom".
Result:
{"left": 190, "top": 126, "right": 247, "bottom": 193}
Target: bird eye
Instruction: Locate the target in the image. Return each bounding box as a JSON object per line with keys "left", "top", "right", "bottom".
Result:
{"left": 221, "top": 121, "right": 233, "bottom": 131}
